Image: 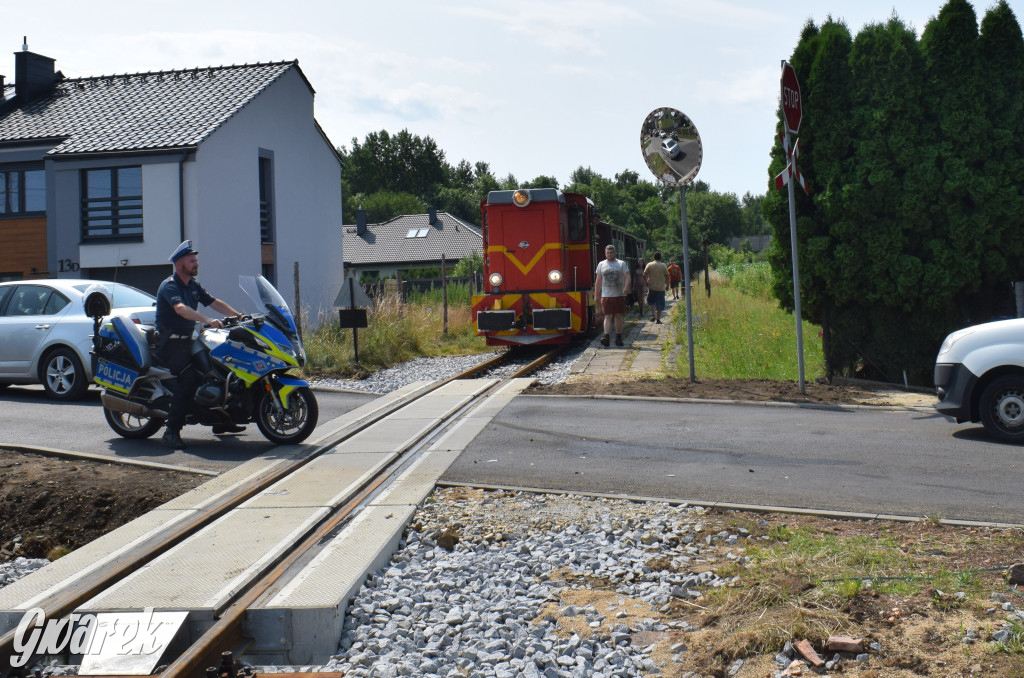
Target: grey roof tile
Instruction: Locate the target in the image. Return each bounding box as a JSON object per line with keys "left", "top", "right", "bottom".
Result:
{"left": 0, "top": 62, "right": 297, "bottom": 154}
{"left": 343, "top": 212, "right": 482, "bottom": 266}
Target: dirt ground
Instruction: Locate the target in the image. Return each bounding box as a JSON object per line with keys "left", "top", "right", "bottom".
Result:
{"left": 541, "top": 509, "right": 1024, "bottom": 678}
{"left": 2, "top": 380, "right": 1020, "bottom": 677}
{"left": 0, "top": 450, "right": 204, "bottom": 561}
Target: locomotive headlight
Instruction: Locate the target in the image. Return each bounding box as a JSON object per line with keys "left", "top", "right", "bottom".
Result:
{"left": 489, "top": 272, "right": 503, "bottom": 287}
{"left": 547, "top": 269, "right": 563, "bottom": 284}
{"left": 512, "top": 189, "right": 531, "bottom": 207}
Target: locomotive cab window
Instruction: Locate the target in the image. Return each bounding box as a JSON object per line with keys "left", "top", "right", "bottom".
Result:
{"left": 568, "top": 206, "right": 586, "bottom": 241}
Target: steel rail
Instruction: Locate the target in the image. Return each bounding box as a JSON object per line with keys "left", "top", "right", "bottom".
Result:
{"left": 0, "top": 354, "right": 509, "bottom": 677}
{"left": 160, "top": 349, "right": 561, "bottom": 676}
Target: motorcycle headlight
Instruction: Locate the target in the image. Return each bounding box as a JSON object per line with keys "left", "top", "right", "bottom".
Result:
{"left": 489, "top": 272, "right": 503, "bottom": 287}
{"left": 547, "top": 269, "right": 563, "bottom": 284}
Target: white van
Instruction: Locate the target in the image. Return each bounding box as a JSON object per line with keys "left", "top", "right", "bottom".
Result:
{"left": 934, "top": 318, "right": 1024, "bottom": 442}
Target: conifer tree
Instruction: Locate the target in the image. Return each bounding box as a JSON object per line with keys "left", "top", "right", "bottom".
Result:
{"left": 976, "top": 1, "right": 1024, "bottom": 312}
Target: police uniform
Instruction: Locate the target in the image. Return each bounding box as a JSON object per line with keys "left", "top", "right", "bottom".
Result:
{"left": 156, "top": 241, "right": 214, "bottom": 437}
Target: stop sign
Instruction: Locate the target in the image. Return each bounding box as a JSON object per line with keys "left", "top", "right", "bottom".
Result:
{"left": 780, "top": 61, "right": 802, "bottom": 133}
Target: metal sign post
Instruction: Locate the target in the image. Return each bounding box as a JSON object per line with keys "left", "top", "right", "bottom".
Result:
{"left": 335, "top": 271, "right": 371, "bottom": 364}
{"left": 777, "top": 60, "right": 809, "bottom": 394}
{"left": 680, "top": 184, "right": 695, "bottom": 382}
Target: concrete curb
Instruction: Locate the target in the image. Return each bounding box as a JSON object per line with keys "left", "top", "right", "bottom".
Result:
{"left": 437, "top": 481, "right": 1024, "bottom": 530}
{"left": 521, "top": 392, "right": 940, "bottom": 414}
{"left": 0, "top": 443, "right": 219, "bottom": 475}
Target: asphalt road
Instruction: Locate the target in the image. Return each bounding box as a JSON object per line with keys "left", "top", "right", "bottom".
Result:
{"left": 0, "top": 384, "right": 376, "bottom": 472}
{"left": 443, "top": 395, "right": 1024, "bottom": 525}
{"left": 2, "top": 385, "right": 1020, "bottom": 525}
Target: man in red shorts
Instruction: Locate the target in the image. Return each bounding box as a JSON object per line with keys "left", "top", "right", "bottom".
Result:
{"left": 594, "top": 244, "right": 631, "bottom": 347}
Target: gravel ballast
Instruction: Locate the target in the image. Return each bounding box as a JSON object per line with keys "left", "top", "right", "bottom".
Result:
{"left": 275, "top": 488, "right": 740, "bottom": 677}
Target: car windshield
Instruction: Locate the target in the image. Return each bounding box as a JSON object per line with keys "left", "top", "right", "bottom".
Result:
{"left": 71, "top": 283, "right": 155, "bottom": 309}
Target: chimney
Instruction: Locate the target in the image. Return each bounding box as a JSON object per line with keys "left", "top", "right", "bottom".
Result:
{"left": 14, "top": 38, "right": 58, "bottom": 102}
{"left": 356, "top": 207, "right": 367, "bottom": 236}
{"left": 428, "top": 207, "right": 437, "bottom": 226}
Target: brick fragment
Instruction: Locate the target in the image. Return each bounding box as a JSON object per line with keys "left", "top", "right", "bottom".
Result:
{"left": 793, "top": 639, "right": 824, "bottom": 667}
{"left": 826, "top": 635, "right": 865, "bottom": 653}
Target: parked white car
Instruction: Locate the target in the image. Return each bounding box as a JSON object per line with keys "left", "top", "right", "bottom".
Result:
{"left": 934, "top": 317, "right": 1024, "bottom": 443}
{"left": 0, "top": 279, "right": 156, "bottom": 400}
{"left": 661, "top": 138, "right": 682, "bottom": 160}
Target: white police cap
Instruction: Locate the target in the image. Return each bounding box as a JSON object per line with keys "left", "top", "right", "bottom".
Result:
{"left": 169, "top": 240, "right": 198, "bottom": 263}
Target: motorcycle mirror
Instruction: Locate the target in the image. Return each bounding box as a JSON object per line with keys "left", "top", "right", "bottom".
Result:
{"left": 83, "top": 285, "right": 113, "bottom": 319}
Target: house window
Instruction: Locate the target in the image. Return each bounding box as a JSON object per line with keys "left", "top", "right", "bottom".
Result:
{"left": 81, "top": 167, "right": 142, "bottom": 240}
{"left": 259, "top": 156, "right": 274, "bottom": 244}
{"left": 0, "top": 168, "right": 45, "bottom": 216}
{"left": 405, "top": 228, "right": 429, "bottom": 238}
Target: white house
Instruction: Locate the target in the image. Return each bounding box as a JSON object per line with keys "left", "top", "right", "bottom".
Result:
{"left": 0, "top": 43, "right": 343, "bottom": 318}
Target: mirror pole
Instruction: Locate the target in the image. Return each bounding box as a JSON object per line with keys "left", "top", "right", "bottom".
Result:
{"left": 680, "top": 183, "right": 695, "bottom": 383}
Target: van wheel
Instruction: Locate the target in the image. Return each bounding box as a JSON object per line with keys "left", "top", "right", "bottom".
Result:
{"left": 40, "top": 347, "right": 89, "bottom": 400}
{"left": 979, "top": 375, "right": 1024, "bottom": 444}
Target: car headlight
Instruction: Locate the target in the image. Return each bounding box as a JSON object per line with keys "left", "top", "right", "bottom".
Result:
{"left": 938, "top": 327, "right": 976, "bottom": 356}
{"left": 547, "top": 269, "right": 563, "bottom": 284}
{"left": 489, "top": 273, "right": 503, "bottom": 287}
{"left": 512, "top": 190, "right": 531, "bottom": 207}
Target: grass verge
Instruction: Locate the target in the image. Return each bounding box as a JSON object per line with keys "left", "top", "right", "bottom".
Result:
{"left": 303, "top": 290, "right": 489, "bottom": 378}
{"left": 673, "top": 263, "right": 825, "bottom": 380}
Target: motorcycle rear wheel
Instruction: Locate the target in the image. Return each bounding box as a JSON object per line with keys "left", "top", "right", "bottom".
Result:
{"left": 104, "top": 407, "right": 164, "bottom": 439}
{"left": 255, "top": 386, "right": 319, "bottom": 445}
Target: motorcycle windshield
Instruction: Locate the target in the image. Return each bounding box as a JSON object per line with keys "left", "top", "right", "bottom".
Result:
{"left": 239, "top": 275, "right": 298, "bottom": 333}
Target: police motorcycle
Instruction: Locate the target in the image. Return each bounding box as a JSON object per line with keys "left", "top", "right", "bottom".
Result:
{"left": 86, "top": 275, "right": 318, "bottom": 445}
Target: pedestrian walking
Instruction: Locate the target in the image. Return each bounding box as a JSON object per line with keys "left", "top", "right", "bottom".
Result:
{"left": 643, "top": 252, "right": 670, "bottom": 324}
{"left": 595, "top": 245, "right": 631, "bottom": 347}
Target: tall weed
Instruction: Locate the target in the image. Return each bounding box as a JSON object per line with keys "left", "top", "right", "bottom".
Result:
{"left": 303, "top": 294, "right": 488, "bottom": 377}
{"left": 675, "top": 264, "right": 824, "bottom": 380}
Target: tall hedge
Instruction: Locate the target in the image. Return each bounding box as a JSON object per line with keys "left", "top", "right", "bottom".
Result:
{"left": 765, "top": 0, "right": 1024, "bottom": 384}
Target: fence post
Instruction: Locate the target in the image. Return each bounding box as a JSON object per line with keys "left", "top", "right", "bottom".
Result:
{"left": 442, "top": 253, "right": 449, "bottom": 335}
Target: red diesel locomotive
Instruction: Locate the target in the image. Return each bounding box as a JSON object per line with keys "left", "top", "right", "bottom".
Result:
{"left": 472, "top": 188, "right": 644, "bottom": 346}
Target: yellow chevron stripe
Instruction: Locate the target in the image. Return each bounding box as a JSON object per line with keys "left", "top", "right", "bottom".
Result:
{"left": 487, "top": 243, "right": 561, "bottom": 275}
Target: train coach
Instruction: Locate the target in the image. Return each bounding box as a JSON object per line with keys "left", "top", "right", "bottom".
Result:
{"left": 472, "top": 188, "right": 644, "bottom": 346}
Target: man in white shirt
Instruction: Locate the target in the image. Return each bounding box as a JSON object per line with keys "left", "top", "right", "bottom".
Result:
{"left": 594, "top": 245, "right": 631, "bottom": 347}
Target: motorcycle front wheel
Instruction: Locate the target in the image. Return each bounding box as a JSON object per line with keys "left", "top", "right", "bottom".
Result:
{"left": 255, "top": 386, "right": 319, "bottom": 445}
{"left": 104, "top": 407, "right": 164, "bottom": 439}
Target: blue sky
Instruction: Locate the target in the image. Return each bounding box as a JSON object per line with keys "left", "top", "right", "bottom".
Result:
{"left": 5, "top": 0, "right": 1021, "bottom": 199}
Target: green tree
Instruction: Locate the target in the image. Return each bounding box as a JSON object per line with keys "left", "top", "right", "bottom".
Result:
{"left": 976, "top": 1, "right": 1024, "bottom": 313}
{"left": 831, "top": 15, "right": 930, "bottom": 380}
{"left": 523, "top": 175, "right": 559, "bottom": 189}
{"left": 435, "top": 187, "right": 480, "bottom": 224}
{"left": 685, "top": 191, "right": 745, "bottom": 244}
{"left": 452, "top": 250, "right": 483, "bottom": 277}
{"left": 740, "top": 192, "right": 769, "bottom": 235}
{"left": 342, "top": 129, "right": 448, "bottom": 198}
{"left": 353, "top": 191, "right": 427, "bottom": 224}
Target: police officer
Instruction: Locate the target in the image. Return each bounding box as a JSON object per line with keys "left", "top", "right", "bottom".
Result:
{"left": 156, "top": 240, "right": 242, "bottom": 449}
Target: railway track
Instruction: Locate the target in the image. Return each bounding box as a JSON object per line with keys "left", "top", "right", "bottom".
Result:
{"left": 0, "top": 347, "right": 560, "bottom": 678}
